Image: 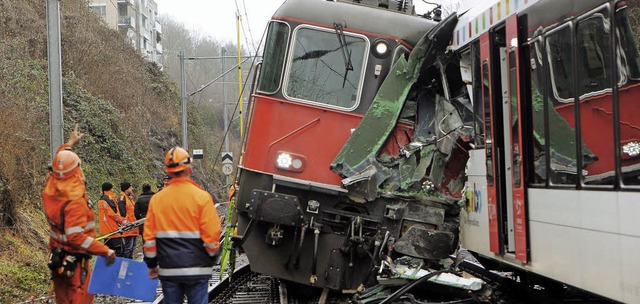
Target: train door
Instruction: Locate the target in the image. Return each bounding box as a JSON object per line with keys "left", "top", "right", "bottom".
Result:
{"left": 505, "top": 15, "right": 527, "bottom": 262}
{"left": 479, "top": 31, "right": 501, "bottom": 255}
{"left": 481, "top": 15, "right": 528, "bottom": 262}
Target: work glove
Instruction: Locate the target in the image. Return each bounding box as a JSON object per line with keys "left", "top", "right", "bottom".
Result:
{"left": 105, "top": 249, "right": 116, "bottom": 265}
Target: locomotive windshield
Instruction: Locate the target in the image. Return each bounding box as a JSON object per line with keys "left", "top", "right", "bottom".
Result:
{"left": 284, "top": 26, "right": 368, "bottom": 110}
{"left": 257, "top": 21, "right": 290, "bottom": 94}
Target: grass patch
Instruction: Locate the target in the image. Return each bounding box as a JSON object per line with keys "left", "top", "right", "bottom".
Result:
{"left": 0, "top": 233, "right": 50, "bottom": 303}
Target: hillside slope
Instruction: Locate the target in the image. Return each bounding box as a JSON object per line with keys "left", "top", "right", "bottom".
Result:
{"left": 0, "top": 0, "right": 225, "bottom": 301}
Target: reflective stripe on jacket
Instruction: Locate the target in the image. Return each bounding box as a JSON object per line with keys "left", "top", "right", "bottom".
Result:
{"left": 143, "top": 176, "right": 221, "bottom": 281}
{"left": 97, "top": 192, "right": 126, "bottom": 237}
{"left": 42, "top": 144, "right": 109, "bottom": 256}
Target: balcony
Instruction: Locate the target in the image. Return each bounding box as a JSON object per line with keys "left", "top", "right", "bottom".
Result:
{"left": 155, "top": 22, "right": 162, "bottom": 35}
{"left": 117, "top": 0, "right": 134, "bottom": 6}
{"left": 118, "top": 16, "right": 135, "bottom": 29}
{"left": 156, "top": 43, "right": 163, "bottom": 54}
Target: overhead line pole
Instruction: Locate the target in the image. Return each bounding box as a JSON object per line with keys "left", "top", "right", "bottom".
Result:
{"left": 222, "top": 48, "right": 229, "bottom": 154}
{"left": 236, "top": 12, "right": 244, "bottom": 137}
{"left": 222, "top": 47, "right": 229, "bottom": 186}
{"left": 180, "top": 50, "right": 188, "bottom": 150}
{"left": 46, "top": 0, "right": 64, "bottom": 158}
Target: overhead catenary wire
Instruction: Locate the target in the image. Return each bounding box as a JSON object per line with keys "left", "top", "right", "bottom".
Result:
{"left": 210, "top": 21, "right": 268, "bottom": 190}
{"left": 241, "top": 0, "right": 259, "bottom": 53}
{"left": 235, "top": 0, "right": 258, "bottom": 54}
{"left": 181, "top": 2, "right": 269, "bottom": 191}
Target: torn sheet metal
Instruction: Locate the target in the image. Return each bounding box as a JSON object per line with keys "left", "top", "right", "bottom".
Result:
{"left": 393, "top": 225, "right": 455, "bottom": 259}
{"left": 378, "top": 256, "right": 484, "bottom": 290}
{"left": 330, "top": 14, "right": 459, "bottom": 201}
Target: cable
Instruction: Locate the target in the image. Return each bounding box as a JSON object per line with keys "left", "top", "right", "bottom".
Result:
{"left": 378, "top": 270, "right": 448, "bottom": 304}
{"left": 240, "top": 0, "right": 259, "bottom": 53}
{"left": 234, "top": 0, "right": 258, "bottom": 55}
{"left": 211, "top": 24, "right": 268, "bottom": 185}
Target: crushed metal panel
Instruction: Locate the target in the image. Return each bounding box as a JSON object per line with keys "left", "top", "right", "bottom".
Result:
{"left": 398, "top": 153, "right": 417, "bottom": 189}
{"left": 331, "top": 55, "right": 413, "bottom": 178}
{"left": 435, "top": 94, "right": 464, "bottom": 154}
{"left": 414, "top": 89, "right": 437, "bottom": 143}
{"left": 331, "top": 15, "right": 459, "bottom": 200}
{"left": 393, "top": 225, "right": 455, "bottom": 259}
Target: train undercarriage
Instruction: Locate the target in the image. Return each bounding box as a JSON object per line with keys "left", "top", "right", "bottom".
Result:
{"left": 235, "top": 168, "right": 464, "bottom": 291}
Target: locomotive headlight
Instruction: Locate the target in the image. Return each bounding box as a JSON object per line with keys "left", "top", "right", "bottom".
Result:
{"left": 275, "top": 151, "right": 307, "bottom": 172}
{"left": 373, "top": 39, "right": 389, "bottom": 58}
{"left": 622, "top": 141, "right": 640, "bottom": 158}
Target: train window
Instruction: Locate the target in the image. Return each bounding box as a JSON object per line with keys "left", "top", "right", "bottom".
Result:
{"left": 546, "top": 24, "right": 578, "bottom": 185}
{"left": 471, "top": 42, "right": 484, "bottom": 147}
{"left": 615, "top": 4, "right": 640, "bottom": 80}
{"left": 576, "top": 13, "right": 612, "bottom": 97}
{"left": 483, "top": 60, "right": 494, "bottom": 186}
{"left": 577, "top": 11, "right": 615, "bottom": 186}
{"left": 546, "top": 25, "right": 574, "bottom": 102}
{"left": 617, "top": 2, "right": 640, "bottom": 186}
{"left": 529, "top": 38, "right": 547, "bottom": 185}
{"left": 257, "top": 21, "right": 290, "bottom": 94}
{"left": 284, "top": 26, "right": 368, "bottom": 110}
{"left": 509, "top": 50, "right": 521, "bottom": 188}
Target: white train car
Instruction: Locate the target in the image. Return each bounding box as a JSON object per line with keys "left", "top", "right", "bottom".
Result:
{"left": 457, "top": 0, "right": 640, "bottom": 302}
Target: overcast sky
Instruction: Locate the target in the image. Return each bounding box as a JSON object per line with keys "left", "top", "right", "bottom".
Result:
{"left": 153, "top": 0, "right": 472, "bottom": 51}
{"left": 154, "top": 0, "right": 284, "bottom": 48}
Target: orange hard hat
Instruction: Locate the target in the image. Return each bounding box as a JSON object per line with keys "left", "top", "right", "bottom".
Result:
{"left": 51, "top": 149, "right": 81, "bottom": 179}
{"left": 165, "top": 146, "right": 191, "bottom": 173}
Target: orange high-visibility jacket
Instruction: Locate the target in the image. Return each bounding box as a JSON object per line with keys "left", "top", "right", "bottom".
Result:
{"left": 97, "top": 192, "right": 126, "bottom": 237}
{"left": 119, "top": 192, "right": 139, "bottom": 237}
{"left": 42, "top": 144, "right": 109, "bottom": 256}
{"left": 143, "top": 176, "right": 221, "bottom": 280}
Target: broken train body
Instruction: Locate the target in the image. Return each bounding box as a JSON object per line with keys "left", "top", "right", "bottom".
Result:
{"left": 233, "top": 0, "right": 472, "bottom": 291}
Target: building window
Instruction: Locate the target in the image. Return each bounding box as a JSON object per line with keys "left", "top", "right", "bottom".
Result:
{"left": 90, "top": 4, "right": 107, "bottom": 18}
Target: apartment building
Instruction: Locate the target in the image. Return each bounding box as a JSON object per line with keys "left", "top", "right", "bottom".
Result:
{"left": 88, "top": 0, "right": 163, "bottom": 67}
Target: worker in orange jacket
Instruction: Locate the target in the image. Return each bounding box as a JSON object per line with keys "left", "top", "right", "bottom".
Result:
{"left": 42, "top": 124, "right": 116, "bottom": 304}
{"left": 143, "top": 146, "right": 221, "bottom": 304}
{"left": 118, "top": 181, "right": 139, "bottom": 259}
{"left": 97, "top": 182, "right": 127, "bottom": 256}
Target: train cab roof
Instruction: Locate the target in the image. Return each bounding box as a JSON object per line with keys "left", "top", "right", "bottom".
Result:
{"left": 273, "top": 0, "right": 437, "bottom": 47}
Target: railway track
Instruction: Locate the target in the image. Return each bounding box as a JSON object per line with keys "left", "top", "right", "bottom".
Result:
{"left": 208, "top": 264, "right": 280, "bottom": 303}
{"left": 138, "top": 254, "right": 475, "bottom": 304}
{"left": 207, "top": 264, "right": 352, "bottom": 304}
{"left": 113, "top": 253, "right": 611, "bottom": 304}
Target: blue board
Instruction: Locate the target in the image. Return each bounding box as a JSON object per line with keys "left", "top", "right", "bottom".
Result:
{"left": 88, "top": 256, "right": 159, "bottom": 301}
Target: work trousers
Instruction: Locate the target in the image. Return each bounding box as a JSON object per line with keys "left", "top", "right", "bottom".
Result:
{"left": 52, "top": 259, "right": 92, "bottom": 304}
{"left": 123, "top": 236, "right": 137, "bottom": 259}
{"left": 160, "top": 278, "right": 208, "bottom": 304}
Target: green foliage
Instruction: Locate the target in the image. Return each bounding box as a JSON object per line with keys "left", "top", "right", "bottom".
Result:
{"left": 0, "top": 234, "right": 49, "bottom": 303}
{"left": 60, "top": 75, "right": 155, "bottom": 197}
{"left": 0, "top": 262, "right": 49, "bottom": 302}
{"left": 0, "top": 0, "right": 230, "bottom": 301}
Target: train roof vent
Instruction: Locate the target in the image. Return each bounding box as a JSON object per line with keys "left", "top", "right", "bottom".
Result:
{"left": 334, "top": 0, "right": 416, "bottom": 15}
